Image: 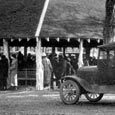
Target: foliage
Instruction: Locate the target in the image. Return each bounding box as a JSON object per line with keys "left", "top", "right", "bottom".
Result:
{"left": 103, "top": 0, "right": 115, "bottom": 43}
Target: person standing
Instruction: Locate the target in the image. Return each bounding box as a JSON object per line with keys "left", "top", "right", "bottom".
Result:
{"left": 17, "top": 51, "right": 24, "bottom": 70}
{"left": 42, "top": 53, "right": 53, "bottom": 89}
{"left": 0, "top": 55, "right": 4, "bottom": 90}
{"left": 49, "top": 53, "right": 57, "bottom": 89}
{"left": 1, "top": 55, "right": 8, "bottom": 90}
{"left": 10, "top": 54, "right": 18, "bottom": 90}
{"left": 55, "top": 54, "right": 68, "bottom": 88}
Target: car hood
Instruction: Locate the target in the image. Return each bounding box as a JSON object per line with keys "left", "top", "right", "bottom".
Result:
{"left": 78, "top": 66, "right": 98, "bottom": 72}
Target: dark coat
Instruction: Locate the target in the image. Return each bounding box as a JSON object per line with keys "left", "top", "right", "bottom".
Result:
{"left": 1, "top": 56, "right": 8, "bottom": 79}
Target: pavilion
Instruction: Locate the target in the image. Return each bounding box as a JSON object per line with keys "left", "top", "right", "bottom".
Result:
{"left": 0, "top": 0, "right": 106, "bottom": 90}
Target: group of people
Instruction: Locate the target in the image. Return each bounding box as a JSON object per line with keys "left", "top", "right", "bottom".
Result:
{"left": 42, "top": 52, "right": 76, "bottom": 89}
{"left": 17, "top": 51, "right": 74, "bottom": 89}
{"left": 0, "top": 53, "right": 18, "bottom": 90}
{"left": 83, "top": 56, "right": 97, "bottom": 66}
{"left": 18, "top": 51, "right": 36, "bottom": 70}
{"left": 42, "top": 52, "right": 98, "bottom": 89}
{"left": 0, "top": 50, "right": 98, "bottom": 90}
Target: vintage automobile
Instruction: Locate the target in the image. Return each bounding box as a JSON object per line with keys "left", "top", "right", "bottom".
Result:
{"left": 60, "top": 42, "right": 115, "bottom": 104}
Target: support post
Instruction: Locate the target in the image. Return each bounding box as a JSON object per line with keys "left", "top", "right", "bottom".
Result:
{"left": 24, "top": 46, "right": 27, "bottom": 85}
{"left": 78, "top": 39, "right": 84, "bottom": 68}
{"left": 35, "top": 0, "right": 49, "bottom": 90}
{"left": 3, "top": 39, "right": 9, "bottom": 59}
{"left": 85, "top": 46, "right": 91, "bottom": 66}
{"left": 36, "top": 37, "right": 43, "bottom": 90}
{"left": 35, "top": 0, "right": 49, "bottom": 37}
{"left": 52, "top": 47, "right": 55, "bottom": 53}
{"left": 3, "top": 39, "right": 10, "bottom": 88}
{"left": 85, "top": 47, "right": 90, "bottom": 60}
{"left": 63, "top": 47, "right": 66, "bottom": 57}
{"left": 24, "top": 46, "right": 27, "bottom": 60}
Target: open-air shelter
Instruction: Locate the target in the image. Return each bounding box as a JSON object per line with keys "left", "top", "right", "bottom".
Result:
{"left": 0, "top": 0, "right": 106, "bottom": 90}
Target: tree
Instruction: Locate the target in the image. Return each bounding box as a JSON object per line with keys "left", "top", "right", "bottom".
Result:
{"left": 103, "top": 0, "right": 115, "bottom": 44}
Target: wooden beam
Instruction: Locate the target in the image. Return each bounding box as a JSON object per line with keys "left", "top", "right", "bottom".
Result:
{"left": 63, "top": 47, "right": 66, "bottom": 56}
{"left": 3, "top": 39, "right": 10, "bottom": 88}
{"left": 3, "top": 39, "right": 9, "bottom": 59}
{"left": 35, "top": 0, "right": 49, "bottom": 37}
{"left": 52, "top": 47, "right": 55, "bottom": 53}
{"left": 35, "top": 0, "right": 49, "bottom": 90}
{"left": 85, "top": 47, "right": 91, "bottom": 60}
{"left": 24, "top": 46, "right": 27, "bottom": 60}
{"left": 36, "top": 37, "right": 44, "bottom": 90}
{"left": 78, "top": 39, "right": 84, "bottom": 68}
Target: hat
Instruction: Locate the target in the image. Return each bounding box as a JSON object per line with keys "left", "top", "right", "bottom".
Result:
{"left": 42, "top": 52, "right": 46, "bottom": 57}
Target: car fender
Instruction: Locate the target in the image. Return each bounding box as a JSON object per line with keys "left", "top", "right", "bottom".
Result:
{"left": 62, "top": 75, "right": 93, "bottom": 92}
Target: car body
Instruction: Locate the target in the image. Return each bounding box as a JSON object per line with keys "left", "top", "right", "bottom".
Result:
{"left": 60, "top": 42, "right": 115, "bottom": 104}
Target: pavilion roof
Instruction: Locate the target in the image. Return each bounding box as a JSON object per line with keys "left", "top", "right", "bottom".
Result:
{"left": 41, "top": 0, "right": 106, "bottom": 39}
{"left": 0, "top": 0, "right": 45, "bottom": 38}
{"left": 0, "top": 0, "right": 106, "bottom": 40}
{"left": 98, "top": 42, "right": 115, "bottom": 50}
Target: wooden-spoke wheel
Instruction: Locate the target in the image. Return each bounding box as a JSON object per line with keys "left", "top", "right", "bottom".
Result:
{"left": 60, "top": 80, "right": 80, "bottom": 105}
{"left": 85, "top": 93, "right": 103, "bottom": 102}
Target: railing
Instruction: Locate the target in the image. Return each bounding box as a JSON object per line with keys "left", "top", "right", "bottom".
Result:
{"left": 18, "top": 68, "right": 36, "bottom": 85}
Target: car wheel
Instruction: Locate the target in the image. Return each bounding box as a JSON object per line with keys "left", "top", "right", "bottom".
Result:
{"left": 60, "top": 80, "right": 80, "bottom": 105}
{"left": 85, "top": 93, "right": 103, "bottom": 102}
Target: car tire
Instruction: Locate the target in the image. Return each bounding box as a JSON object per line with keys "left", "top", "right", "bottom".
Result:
{"left": 60, "top": 80, "right": 80, "bottom": 105}
{"left": 85, "top": 93, "right": 103, "bottom": 102}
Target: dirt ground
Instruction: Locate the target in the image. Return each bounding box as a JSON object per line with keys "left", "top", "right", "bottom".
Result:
{"left": 0, "top": 87, "right": 115, "bottom": 115}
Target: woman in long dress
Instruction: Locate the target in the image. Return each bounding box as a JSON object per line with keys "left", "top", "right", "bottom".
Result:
{"left": 42, "top": 53, "right": 53, "bottom": 89}
{"left": 10, "top": 54, "right": 18, "bottom": 90}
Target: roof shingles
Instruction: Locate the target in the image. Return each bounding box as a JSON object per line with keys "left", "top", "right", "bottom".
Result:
{"left": 0, "top": 0, "right": 45, "bottom": 38}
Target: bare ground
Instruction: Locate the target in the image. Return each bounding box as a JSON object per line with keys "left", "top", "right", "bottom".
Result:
{"left": 0, "top": 87, "right": 115, "bottom": 115}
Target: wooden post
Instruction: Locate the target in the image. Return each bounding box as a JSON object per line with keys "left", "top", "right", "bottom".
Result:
{"left": 24, "top": 46, "right": 27, "bottom": 85}
{"left": 35, "top": 0, "right": 49, "bottom": 90}
{"left": 24, "top": 46, "right": 27, "bottom": 60}
{"left": 52, "top": 47, "right": 55, "bottom": 53}
{"left": 36, "top": 37, "right": 43, "bottom": 90}
{"left": 85, "top": 47, "right": 90, "bottom": 60}
{"left": 3, "top": 39, "right": 10, "bottom": 88}
{"left": 3, "top": 39, "right": 9, "bottom": 59}
{"left": 78, "top": 39, "right": 84, "bottom": 68}
{"left": 63, "top": 47, "right": 66, "bottom": 57}
{"left": 43, "top": 47, "right": 46, "bottom": 53}
{"left": 35, "top": 0, "right": 49, "bottom": 37}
